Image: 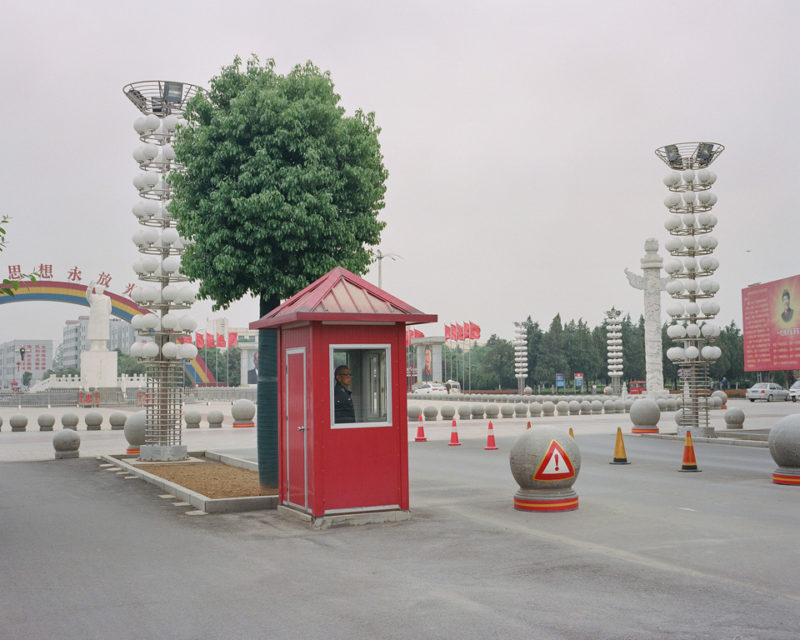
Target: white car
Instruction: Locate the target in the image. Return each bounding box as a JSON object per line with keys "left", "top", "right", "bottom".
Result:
{"left": 789, "top": 381, "right": 800, "bottom": 402}
{"left": 415, "top": 383, "right": 448, "bottom": 395}
{"left": 745, "top": 382, "right": 789, "bottom": 402}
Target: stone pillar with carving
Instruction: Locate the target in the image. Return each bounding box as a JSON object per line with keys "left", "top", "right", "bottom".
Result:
{"left": 625, "top": 238, "right": 668, "bottom": 394}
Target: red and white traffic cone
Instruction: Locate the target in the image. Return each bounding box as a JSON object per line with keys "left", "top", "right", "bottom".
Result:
{"left": 414, "top": 413, "right": 427, "bottom": 442}
{"left": 448, "top": 419, "right": 461, "bottom": 446}
{"left": 484, "top": 420, "right": 498, "bottom": 450}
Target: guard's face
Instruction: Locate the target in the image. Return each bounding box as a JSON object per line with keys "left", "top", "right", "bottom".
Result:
{"left": 337, "top": 369, "right": 352, "bottom": 387}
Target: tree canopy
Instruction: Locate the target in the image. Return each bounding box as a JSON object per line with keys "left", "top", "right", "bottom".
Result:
{"left": 171, "top": 56, "right": 388, "bottom": 308}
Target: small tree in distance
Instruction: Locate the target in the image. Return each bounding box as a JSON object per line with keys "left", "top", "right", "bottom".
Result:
{"left": 171, "top": 56, "right": 388, "bottom": 485}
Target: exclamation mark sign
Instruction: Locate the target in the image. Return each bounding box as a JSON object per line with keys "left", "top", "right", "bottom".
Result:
{"left": 554, "top": 453, "right": 560, "bottom": 471}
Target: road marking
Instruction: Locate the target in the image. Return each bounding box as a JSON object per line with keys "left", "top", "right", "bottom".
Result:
{"left": 679, "top": 507, "right": 697, "bottom": 512}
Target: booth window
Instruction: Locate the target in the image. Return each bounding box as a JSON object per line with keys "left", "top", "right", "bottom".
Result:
{"left": 331, "top": 346, "right": 390, "bottom": 427}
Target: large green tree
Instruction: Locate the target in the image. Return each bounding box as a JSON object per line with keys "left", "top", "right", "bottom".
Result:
{"left": 171, "top": 56, "right": 388, "bottom": 485}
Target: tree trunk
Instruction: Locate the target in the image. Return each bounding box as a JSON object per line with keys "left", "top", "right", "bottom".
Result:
{"left": 256, "top": 295, "right": 281, "bottom": 487}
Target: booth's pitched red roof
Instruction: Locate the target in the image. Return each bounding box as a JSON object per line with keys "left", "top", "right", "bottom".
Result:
{"left": 250, "top": 267, "right": 437, "bottom": 329}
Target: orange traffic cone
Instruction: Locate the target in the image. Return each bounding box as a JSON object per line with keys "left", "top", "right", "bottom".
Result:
{"left": 679, "top": 431, "right": 701, "bottom": 472}
{"left": 414, "top": 413, "right": 427, "bottom": 442}
{"left": 484, "top": 421, "right": 498, "bottom": 450}
{"left": 610, "top": 427, "right": 630, "bottom": 465}
{"left": 569, "top": 427, "right": 575, "bottom": 439}
{"left": 448, "top": 419, "right": 461, "bottom": 446}
{"left": 526, "top": 421, "right": 532, "bottom": 430}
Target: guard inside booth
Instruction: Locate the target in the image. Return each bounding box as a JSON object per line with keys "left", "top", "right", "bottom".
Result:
{"left": 331, "top": 346, "right": 389, "bottom": 427}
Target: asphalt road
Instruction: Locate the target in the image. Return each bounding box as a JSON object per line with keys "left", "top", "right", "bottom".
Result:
{"left": 2, "top": 413, "right": 799, "bottom": 639}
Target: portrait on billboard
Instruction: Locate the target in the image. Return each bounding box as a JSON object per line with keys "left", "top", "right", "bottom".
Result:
{"left": 422, "top": 345, "right": 433, "bottom": 381}
{"left": 743, "top": 274, "right": 800, "bottom": 371}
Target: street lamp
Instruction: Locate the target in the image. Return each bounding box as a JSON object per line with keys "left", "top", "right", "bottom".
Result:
{"left": 513, "top": 322, "right": 528, "bottom": 394}
{"left": 124, "top": 80, "right": 203, "bottom": 461}
{"left": 375, "top": 249, "right": 402, "bottom": 289}
{"left": 605, "top": 308, "right": 623, "bottom": 395}
{"left": 655, "top": 141, "right": 724, "bottom": 437}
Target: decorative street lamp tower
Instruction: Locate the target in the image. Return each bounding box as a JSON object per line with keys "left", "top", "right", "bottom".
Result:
{"left": 513, "top": 322, "right": 528, "bottom": 394}
{"left": 605, "top": 308, "right": 623, "bottom": 395}
{"left": 124, "top": 80, "right": 203, "bottom": 460}
{"left": 655, "top": 141, "right": 724, "bottom": 436}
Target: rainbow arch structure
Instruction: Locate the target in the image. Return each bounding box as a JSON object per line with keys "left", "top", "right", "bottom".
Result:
{"left": 0, "top": 280, "right": 216, "bottom": 384}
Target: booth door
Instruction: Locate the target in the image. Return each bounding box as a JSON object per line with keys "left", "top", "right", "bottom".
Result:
{"left": 285, "top": 348, "right": 307, "bottom": 509}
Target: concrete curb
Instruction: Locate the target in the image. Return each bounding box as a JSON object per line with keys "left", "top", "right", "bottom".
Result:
{"left": 99, "top": 451, "right": 278, "bottom": 513}
{"left": 639, "top": 433, "right": 769, "bottom": 448}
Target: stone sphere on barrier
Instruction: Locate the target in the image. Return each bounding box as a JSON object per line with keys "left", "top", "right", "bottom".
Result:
{"left": 529, "top": 402, "right": 543, "bottom": 417}
{"left": 614, "top": 399, "right": 625, "bottom": 413}
{"left": 724, "top": 408, "right": 745, "bottom": 429}
{"left": 630, "top": 398, "right": 660, "bottom": 431}
{"left": 541, "top": 401, "right": 555, "bottom": 417}
{"left": 38, "top": 413, "right": 56, "bottom": 432}
{"left": 10, "top": 414, "right": 27, "bottom": 432}
{"left": 85, "top": 411, "right": 103, "bottom": 431}
{"left": 471, "top": 405, "right": 485, "bottom": 419}
{"left": 499, "top": 404, "right": 514, "bottom": 418}
{"left": 61, "top": 413, "right": 79, "bottom": 430}
{"left": 109, "top": 412, "right": 127, "bottom": 430}
{"left": 625, "top": 398, "right": 635, "bottom": 412}
{"left": 709, "top": 396, "right": 722, "bottom": 409}
{"left": 523, "top": 386, "right": 533, "bottom": 395}
{"left": 514, "top": 403, "right": 528, "bottom": 418}
{"left": 580, "top": 400, "right": 592, "bottom": 415}
{"left": 458, "top": 405, "right": 472, "bottom": 420}
{"left": 207, "top": 410, "right": 224, "bottom": 428}
{"left": 674, "top": 408, "right": 684, "bottom": 426}
{"left": 53, "top": 429, "right": 81, "bottom": 459}
{"left": 591, "top": 400, "right": 603, "bottom": 415}
{"left": 603, "top": 399, "right": 616, "bottom": 414}
{"left": 232, "top": 399, "right": 256, "bottom": 422}
{"left": 124, "top": 411, "right": 146, "bottom": 448}
{"left": 711, "top": 390, "right": 728, "bottom": 405}
{"left": 440, "top": 405, "right": 456, "bottom": 420}
{"left": 408, "top": 405, "right": 422, "bottom": 422}
{"left": 768, "top": 414, "right": 800, "bottom": 468}
{"left": 568, "top": 400, "right": 581, "bottom": 415}
{"left": 556, "top": 401, "right": 570, "bottom": 416}
{"left": 185, "top": 409, "right": 202, "bottom": 428}
{"left": 484, "top": 404, "right": 499, "bottom": 419}
{"left": 423, "top": 406, "right": 438, "bottom": 421}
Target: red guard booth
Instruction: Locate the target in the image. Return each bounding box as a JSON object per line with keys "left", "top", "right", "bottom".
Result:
{"left": 250, "top": 267, "right": 436, "bottom": 527}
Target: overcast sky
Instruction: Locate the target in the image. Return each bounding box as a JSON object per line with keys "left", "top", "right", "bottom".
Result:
{"left": 1, "top": 0, "right": 798, "bottom": 348}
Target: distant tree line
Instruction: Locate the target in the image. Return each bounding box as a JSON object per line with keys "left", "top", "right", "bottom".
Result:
{"left": 441, "top": 314, "right": 755, "bottom": 392}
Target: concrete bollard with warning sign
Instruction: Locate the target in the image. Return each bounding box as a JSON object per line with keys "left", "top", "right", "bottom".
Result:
{"left": 509, "top": 425, "right": 581, "bottom": 512}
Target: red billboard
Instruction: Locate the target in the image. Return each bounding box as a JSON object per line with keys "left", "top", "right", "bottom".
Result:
{"left": 742, "top": 275, "right": 800, "bottom": 371}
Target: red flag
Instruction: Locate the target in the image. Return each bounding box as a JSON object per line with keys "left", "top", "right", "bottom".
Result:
{"left": 206, "top": 332, "right": 214, "bottom": 347}
{"left": 228, "top": 331, "right": 238, "bottom": 347}
{"left": 414, "top": 329, "right": 424, "bottom": 338}
{"left": 217, "top": 333, "right": 226, "bottom": 347}
{"left": 469, "top": 322, "right": 481, "bottom": 340}
{"left": 456, "top": 323, "right": 463, "bottom": 341}
{"left": 444, "top": 324, "right": 451, "bottom": 341}
{"left": 405, "top": 329, "right": 411, "bottom": 347}
{"left": 196, "top": 333, "right": 205, "bottom": 349}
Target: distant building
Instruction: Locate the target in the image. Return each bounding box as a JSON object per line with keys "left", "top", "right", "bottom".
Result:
{"left": 60, "top": 316, "right": 135, "bottom": 370}
{"left": 0, "top": 340, "right": 53, "bottom": 388}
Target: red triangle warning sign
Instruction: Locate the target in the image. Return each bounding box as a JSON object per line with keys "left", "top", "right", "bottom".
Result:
{"left": 533, "top": 440, "right": 575, "bottom": 481}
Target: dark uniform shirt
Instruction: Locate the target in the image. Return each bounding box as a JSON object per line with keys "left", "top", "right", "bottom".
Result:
{"left": 334, "top": 382, "right": 355, "bottom": 423}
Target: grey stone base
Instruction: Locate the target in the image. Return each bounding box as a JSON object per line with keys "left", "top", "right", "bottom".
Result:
{"left": 677, "top": 426, "right": 716, "bottom": 438}
{"left": 11, "top": 427, "right": 26, "bottom": 432}
{"left": 277, "top": 504, "right": 411, "bottom": 530}
{"left": 39, "top": 426, "right": 53, "bottom": 432}
{"left": 139, "top": 445, "right": 188, "bottom": 461}
{"left": 55, "top": 451, "right": 79, "bottom": 459}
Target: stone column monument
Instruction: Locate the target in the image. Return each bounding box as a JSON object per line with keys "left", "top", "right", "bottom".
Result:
{"left": 80, "top": 282, "right": 118, "bottom": 390}
{"left": 625, "top": 238, "right": 668, "bottom": 395}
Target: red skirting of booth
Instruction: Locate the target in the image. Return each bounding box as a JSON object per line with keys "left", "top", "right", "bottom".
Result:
{"left": 514, "top": 496, "right": 579, "bottom": 512}
{"left": 772, "top": 473, "right": 800, "bottom": 485}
